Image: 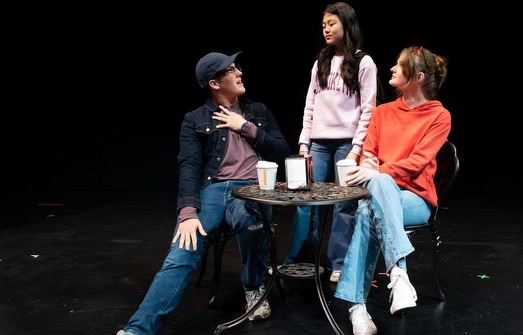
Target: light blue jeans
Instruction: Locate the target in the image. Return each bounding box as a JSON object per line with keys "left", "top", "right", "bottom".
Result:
{"left": 283, "top": 139, "right": 356, "bottom": 271}
{"left": 123, "top": 180, "right": 271, "bottom": 335}
{"left": 334, "top": 174, "right": 431, "bottom": 303}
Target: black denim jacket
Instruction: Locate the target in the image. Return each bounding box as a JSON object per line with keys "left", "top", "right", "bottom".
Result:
{"left": 176, "top": 97, "right": 290, "bottom": 213}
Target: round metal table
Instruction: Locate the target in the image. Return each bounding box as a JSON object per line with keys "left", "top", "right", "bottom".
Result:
{"left": 214, "top": 182, "right": 369, "bottom": 335}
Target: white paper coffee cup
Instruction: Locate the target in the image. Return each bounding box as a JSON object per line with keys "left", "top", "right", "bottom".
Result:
{"left": 256, "top": 161, "right": 278, "bottom": 190}
{"left": 336, "top": 159, "right": 357, "bottom": 187}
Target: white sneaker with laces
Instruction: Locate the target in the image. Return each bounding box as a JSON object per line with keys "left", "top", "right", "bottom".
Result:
{"left": 245, "top": 285, "right": 271, "bottom": 321}
{"left": 349, "top": 303, "right": 377, "bottom": 335}
{"left": 329, "top": 270, "right": 341, "bottom": 283}
{"left": 387, "top": 266, "right": 417, "bottom": 315}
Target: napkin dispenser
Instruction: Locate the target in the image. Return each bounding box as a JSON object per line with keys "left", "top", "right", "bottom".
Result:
{"left": 285, "top": 155, "right": 313, "bottom": 190}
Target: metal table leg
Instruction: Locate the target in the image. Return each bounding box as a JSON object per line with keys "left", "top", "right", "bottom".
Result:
{"left": 315, "top": 205, "right": 345, "bottom": 335}
{"left": 213, "top": 203, "right": 277, "bottom": 334}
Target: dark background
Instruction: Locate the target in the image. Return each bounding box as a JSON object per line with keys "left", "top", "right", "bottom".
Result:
{"left": 4, "top": 1, "right": 516, "bottom": 198}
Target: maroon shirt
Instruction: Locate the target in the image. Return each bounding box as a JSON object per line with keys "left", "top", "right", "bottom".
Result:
{"left": 179, "top": 104, "right": 258, "bottom": 222}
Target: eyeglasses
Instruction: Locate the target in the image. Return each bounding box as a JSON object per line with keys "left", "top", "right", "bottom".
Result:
{"left": 412, "top": 46, "right": 428, "bottom": 70}
{"left": 218, "top": 64, "right": 242, "bottom": 78}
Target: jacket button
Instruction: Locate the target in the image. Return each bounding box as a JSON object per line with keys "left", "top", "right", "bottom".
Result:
{"left": 216, "top": 157, "right": 221, "bottom": 161}
{"left": 222, "top": 137, "right": 226, "bottom": 141}
{"left": 207, "top": 176, "right": 211, "bottom": 180}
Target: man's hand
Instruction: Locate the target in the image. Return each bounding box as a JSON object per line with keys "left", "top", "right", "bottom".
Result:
{"left": 212, "top": 106, "right": 246, "bottom": 132}
{"left": 345, "top": 166, "right": 380, "bottom": 186}
{"left": 173, "top": 218, "right": 207, "bottom": 251}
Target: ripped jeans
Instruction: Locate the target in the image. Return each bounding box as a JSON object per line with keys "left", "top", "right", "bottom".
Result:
{"left": 123, "top": 180, "right": 271, "bottom": 335}
{"left": 334, "top": 174, "right": 431, "bottom": 303}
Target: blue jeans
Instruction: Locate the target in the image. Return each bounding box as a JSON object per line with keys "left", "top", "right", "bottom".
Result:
{"left": 123, "top": 180, "right": 271, "bottom": 335}
{"left": 334, "top": 174, "right": 431, "bottom": 303}
{"left": 283, "top": 139, "right": 356, "bottom": 271}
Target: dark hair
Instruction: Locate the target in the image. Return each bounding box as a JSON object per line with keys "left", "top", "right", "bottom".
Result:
{"left": 317, "top": 2, "right": 363, "bottom": 94}
{"left": 396, "top": 46, "right": 449, "bottom": 100}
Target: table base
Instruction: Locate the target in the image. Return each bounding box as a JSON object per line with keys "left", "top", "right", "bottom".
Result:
{"left": 277, "top": 262, "right": 325, "bottom": 279}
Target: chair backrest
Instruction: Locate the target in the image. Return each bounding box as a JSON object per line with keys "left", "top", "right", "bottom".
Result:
{"left": 431, "top": 140, "right": 460, "bottom": 221}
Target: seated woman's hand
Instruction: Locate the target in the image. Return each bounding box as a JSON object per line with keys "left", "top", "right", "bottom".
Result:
{"left": 345, "top": 166, "right": 380, "bottom": 186}
{"left": 360, "top": 152, "right": 379, "bottom": 170}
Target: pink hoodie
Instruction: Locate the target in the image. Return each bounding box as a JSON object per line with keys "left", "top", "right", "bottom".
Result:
{"left": 298, "top": 54, "right": 378, "bottom": 156}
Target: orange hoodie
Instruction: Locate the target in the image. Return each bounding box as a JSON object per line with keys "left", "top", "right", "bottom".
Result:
{"left": 361, "top": 98, "right": 451, "bottom": 207}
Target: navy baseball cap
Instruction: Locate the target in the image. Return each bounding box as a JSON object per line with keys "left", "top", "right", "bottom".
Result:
{"left": 195, "top": 51, "right": 242, "bottom": 88}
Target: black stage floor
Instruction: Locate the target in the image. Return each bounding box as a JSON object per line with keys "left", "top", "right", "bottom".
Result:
{"left": 1, "top": 190, "right": 522, "bottom": 335}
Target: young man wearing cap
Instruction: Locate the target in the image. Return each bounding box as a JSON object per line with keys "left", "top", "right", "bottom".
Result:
{"left": 116, "top": 51, "right": 290, "bottom": 335}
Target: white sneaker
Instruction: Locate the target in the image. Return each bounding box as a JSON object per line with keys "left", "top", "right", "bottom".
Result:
{"left": 267, "top": 265, "right": 282, "bottom": 276}
{"left": 349, "top": 303, "right": 377, "bottom": 335}
{"left": 116, "top": 330, "right": 134, "bottom": 335}
{"left": 245, "top": 285, "right": 271, "bottom": 321}
{"left": 387, "top": 266, "right": 417, "bottom": 315}
{"left": 329, "top": 270, "right": 341, "bottom": 283}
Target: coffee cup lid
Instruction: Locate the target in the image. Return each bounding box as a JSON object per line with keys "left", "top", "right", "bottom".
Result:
{"left": 257, "top": 161, "right": 278, "bottom": 168}
{"left": 336, "top": 159, "right": 357, "bottom": 166}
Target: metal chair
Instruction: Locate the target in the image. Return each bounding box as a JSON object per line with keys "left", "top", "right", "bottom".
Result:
{"left": 195, "top": 223, "right": 236, "bottom": 308}
{"left": 404, "top": 140, "right": 460, "bottom": 302}
{"left": 196, "top": 220, "right": 281, "bottom": 308}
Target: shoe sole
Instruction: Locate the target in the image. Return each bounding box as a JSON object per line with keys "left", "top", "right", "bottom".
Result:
{"left": 390, "top": 301, "right": 416, "bottom": 316}
{"left": 330, "top": 271, "right": 341, "bottom": 282}
{"left": 248, "top": 313, "right": 270, "bottom": 321}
